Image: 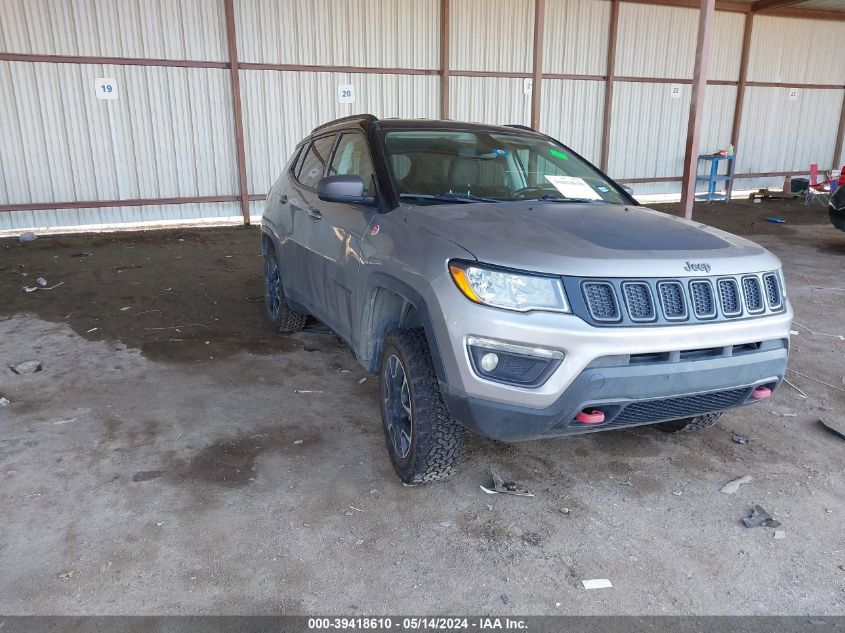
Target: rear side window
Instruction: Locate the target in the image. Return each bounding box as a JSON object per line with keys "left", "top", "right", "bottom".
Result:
{"left": 296, "top": 135, "right": 337, "bottom": 189}
{"left": 328, "top": 133, "right": 376, "bottom": 195}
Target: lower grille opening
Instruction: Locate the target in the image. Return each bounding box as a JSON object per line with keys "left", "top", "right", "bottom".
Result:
{"left": 678, "top": 347, "right": 723, "bottom": 360}
{"left": 629, "top": 352, "right": 670, "bottom": 364}
{"left": 609, "top": 388, "right": 751, "bottom": 426}
{"left": 733, "top": 342, "right": 762, "bottom": 354}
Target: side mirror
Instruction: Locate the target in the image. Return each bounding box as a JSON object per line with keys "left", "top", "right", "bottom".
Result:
{"left": 317, "top": 175, "right": 376, "bottom": 205}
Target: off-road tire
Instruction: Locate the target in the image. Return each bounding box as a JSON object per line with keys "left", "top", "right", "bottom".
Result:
{"left": 655, "top": 411, "right": 723, "bottom": 433}
{"left": 264, "top": 246, "right": 308, "bottom": 333}
{"left": 379, "top": 328, "right": 465, "bottom": 484}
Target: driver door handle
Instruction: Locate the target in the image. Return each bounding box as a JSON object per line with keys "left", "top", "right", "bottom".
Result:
{"left": 307, "top": 207, "right": 322, "bottom": 220}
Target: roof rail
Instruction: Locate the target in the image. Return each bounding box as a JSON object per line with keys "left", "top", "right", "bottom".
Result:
{"left": 311, "top": 113, "right": 379, "bottom": 134}
{"left": 505, "top": 124, "right": 536, "bottom": 132}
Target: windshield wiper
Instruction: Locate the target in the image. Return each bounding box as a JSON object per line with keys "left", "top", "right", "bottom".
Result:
{"left": 399, "top": 192, "right": 500, "bottom": 204}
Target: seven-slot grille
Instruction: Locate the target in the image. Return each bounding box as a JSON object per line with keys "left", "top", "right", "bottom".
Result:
{"left": 622, "top": 282, "right": 656, "bottom": 322}
{"left": 583, "top": 282, "right": 620, "bottom": 321}
{"left": 579, "top": 273, "right": 783, "bottom": 325}
{"left": 718, "top": 278, "right": 742, "bottom": 317}
{"left": 689, "top": 280, "right": 716, "bottom": 319}
{"left": 763, "top": 273, "right": 782, "bottom": 309}
{"left": 742, "top": 276, "right": 764, "bottom": 313}
{"left": 657, "top": 281, "right": 687, "bottom": 320}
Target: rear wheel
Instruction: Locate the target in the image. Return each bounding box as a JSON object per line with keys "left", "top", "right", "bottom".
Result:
{"left": 655, "top": 411, "right": 723, "bottom": 433}
{"left": 379, "top": 328, "right": 465, "bottom": 484}
{"left": 264, "top": 246, "right": 308, "bottom": 333}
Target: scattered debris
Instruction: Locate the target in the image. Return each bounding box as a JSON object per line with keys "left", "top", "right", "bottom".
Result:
{"left": 789, "top": 329, "right": 799, "bottom": 336}
{"left": 86, "top": 327, "right": 98, "bottom": 333}
{"left": 355, "top": 539, "right": 364, "bottom": 545}
{"left": 156, "top": 522, "right": 164, "bottom": 527}
{"left": 721, "top": 475, "right": 753, "bottom": 495}
{"left": 21, "top": 280, "right": 64, "bottom": 292}
{"left": 774, "top": 531, "right": 786, "bottom": 540}
{"left": 57, "top": 571, "right": 76, "bottom": 579}
{"left": 582, "top": 579, "right": 613, "bottom": 590}
{"left": 438, "top": 520, "right": 454, "bottom": 528}
{"left": 500, "top": 594, "right": 510, "bottom": 605}
{"left": 783, "top": 378, "right": 808, "bottom": 399}
{"left": 119, "top": 306, "right": 132, "bottom": 311}
{"left": 246, "top": 296, "right": 264, "bottom": 303}
{"left": 0, "top": 396, "right": 10, "bottom": 407}
{"left": 348, "top": 506, "right": 364, "bottom": 513}
{"left": 731, "top": 432, "right": 749, "bottom": 445}
{"left": 19, "top": 231, "right": 37, "bottom": 242}
{"left": 294, "top": 390, "right": 323, "bottom": 394}
{"left": 486, "top": 504, "right": 493, "bottom": 511}
{"left": 792, "top": 321, "right": 845, "bottom": 341}
{"left": 766, "top": 218, "right": 786, "bottom": 224}
{"left": 480, "top": 467, "right": 534, "bottom": 497}
{"left": 672, "top": 490, "right": 682, "bottom": 496}
{"left": 742, "top": 505, "right": 781, "bottom": 528}
{"left": 144, "top": 323, "right": 207, "bottom": 331}
{"left": 293, "top": 439, "right": 304, "bottom": 445}
{"left": 818, "top": 418, "right": 845, "bottom": 442}
{"left": 840, "top": 565, "right": 845, "bottom": 572}
{"left": 132, "top": 470, "right": 163, "bottom": 482}
{"left": 559, "top": 508, "right": 571, "bottom": 515}
{"left": 10, "top": 360, "right": 42, "bottom": 375}
{"left": 70, "top": 251, "right": 91, "bottom": 258}
{"left": 620, "top": 478, "right": 634, "bottom": 487}
{"left": 357, "top": 377, "right": 367, "bottom": 384}
{"left": 109, "top": 264, "right": 143, "bottom": 271}
{"left": 787, "top": 369, "right": 845, "bottom": 394}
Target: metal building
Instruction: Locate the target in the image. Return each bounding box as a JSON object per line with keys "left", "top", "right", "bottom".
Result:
{"left": 1, "top": 0, "right": 844, "bottom": 230}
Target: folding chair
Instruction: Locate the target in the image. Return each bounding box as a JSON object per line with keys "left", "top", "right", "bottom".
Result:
{"left": 805, "top": 163, "right": 833, "bottom": 205}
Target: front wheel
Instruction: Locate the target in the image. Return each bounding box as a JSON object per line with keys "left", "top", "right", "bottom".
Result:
{"left": 379, "top": 328, "right": 465, "bottom": 484}
{"left": 655, "top": 411, "right": 723, "bottom": 433}
{"left": 264, "top": 247, "right": 308, "bottom": 333}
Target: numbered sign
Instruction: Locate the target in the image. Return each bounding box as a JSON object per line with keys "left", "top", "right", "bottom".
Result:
{"left": 523, "top": 78, "right": 533, "bottom": 96}
{"left": 788, "top": 88, "right": 799, "bottom": 102}
{"left": 95, "top": 78, "right": 118, "bottom": 100}
{"left": 670, "top": 84, "right": 682, "bottom": 99}
{"left": 338, "top": 84, "right": 355, "bottom": 104}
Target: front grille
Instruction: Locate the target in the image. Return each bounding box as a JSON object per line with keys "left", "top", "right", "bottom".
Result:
{"left": 657, "top": 281, "right": 687, "bottom": 320}
{"left": 583, "top": 282, "right": 620, "bottom": 321}
{"left": 610, "top": 388, "right": 751, "bottom": 426}
{"left": 689, "top": 280, "right": 716, "bottom": 319}
{"left": 718, "top": 278, "right": 742, "bottom": 317}
{"left": 623, "top": 282, "right": 655, "bottom": 321}
{"left": 763, "top": 273, "right": 782, "bottom": 309}
{"left": 742, "top": 276, "right": 764, "bottom": 313}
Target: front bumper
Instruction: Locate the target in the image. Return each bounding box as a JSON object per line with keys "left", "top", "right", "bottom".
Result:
{"left": 427, "top": 274, "right": 793, "bottom": 440}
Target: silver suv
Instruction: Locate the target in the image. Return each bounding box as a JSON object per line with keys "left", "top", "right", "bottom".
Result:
{"left": 260, "top": 115, "right": 792, "bottom": 484}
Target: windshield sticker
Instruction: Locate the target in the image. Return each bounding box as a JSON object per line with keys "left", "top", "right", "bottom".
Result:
{"left": 550, "top": 149, "right": 569, "bottom": 160}
{"left": 596, "top": 185, "right": 609, "bottom": 193}
{"left": 544, "top": 175, "right": 602, "bottom": 200}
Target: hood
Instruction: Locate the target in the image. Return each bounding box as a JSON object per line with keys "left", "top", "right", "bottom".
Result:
{"left": 404, "top": 201, "right": 781, "bottom": 278}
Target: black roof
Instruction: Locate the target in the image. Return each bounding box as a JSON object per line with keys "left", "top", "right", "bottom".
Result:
{"left": 311, "top": 114, "right": 544, "bottom": 137}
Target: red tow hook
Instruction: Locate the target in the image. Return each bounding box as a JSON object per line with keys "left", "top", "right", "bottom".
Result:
{"left": 575, "top": 409, "right": 606, "bottom": 424}
{"left": 751, "top": 386, "right": 772, "bottom": 400}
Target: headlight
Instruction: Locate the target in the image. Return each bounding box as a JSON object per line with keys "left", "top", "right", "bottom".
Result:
{"left": 449, "top": 261, "right": 569, "bottom": 313}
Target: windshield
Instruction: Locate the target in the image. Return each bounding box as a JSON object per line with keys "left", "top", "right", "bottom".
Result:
{"left": 383, "top": 129, "right": 627, "bottom": 205}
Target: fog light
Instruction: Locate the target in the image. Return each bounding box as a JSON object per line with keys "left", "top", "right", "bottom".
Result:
{"left": 480, "top": 353, "right": 499, "bottom": 372}
{"left": 466, "top": 336, "right": 564, "bottom": 387}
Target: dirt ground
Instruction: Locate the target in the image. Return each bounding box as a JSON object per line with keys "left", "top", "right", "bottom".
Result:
{"left": 1, "top": 198, "right": 844, "bottom": 615}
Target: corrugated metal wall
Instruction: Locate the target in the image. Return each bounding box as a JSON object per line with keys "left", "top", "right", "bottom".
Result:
{"left": 0, "top": 0, "right": 228, "bottom": 60}
{"left": 2, "top": 0, "right": 845, "bottom": 230}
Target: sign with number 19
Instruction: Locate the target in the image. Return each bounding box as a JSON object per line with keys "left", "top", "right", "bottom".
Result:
{"left": 95, "top": 78, "right": 118, "bottom": 100}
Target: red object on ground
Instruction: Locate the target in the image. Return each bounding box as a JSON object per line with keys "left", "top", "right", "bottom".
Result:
{"left": 575, "top": 409, "right": 606, "bottom": 424}
{"left": 750, "top": 386, "right": 772, "bottom": 400}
